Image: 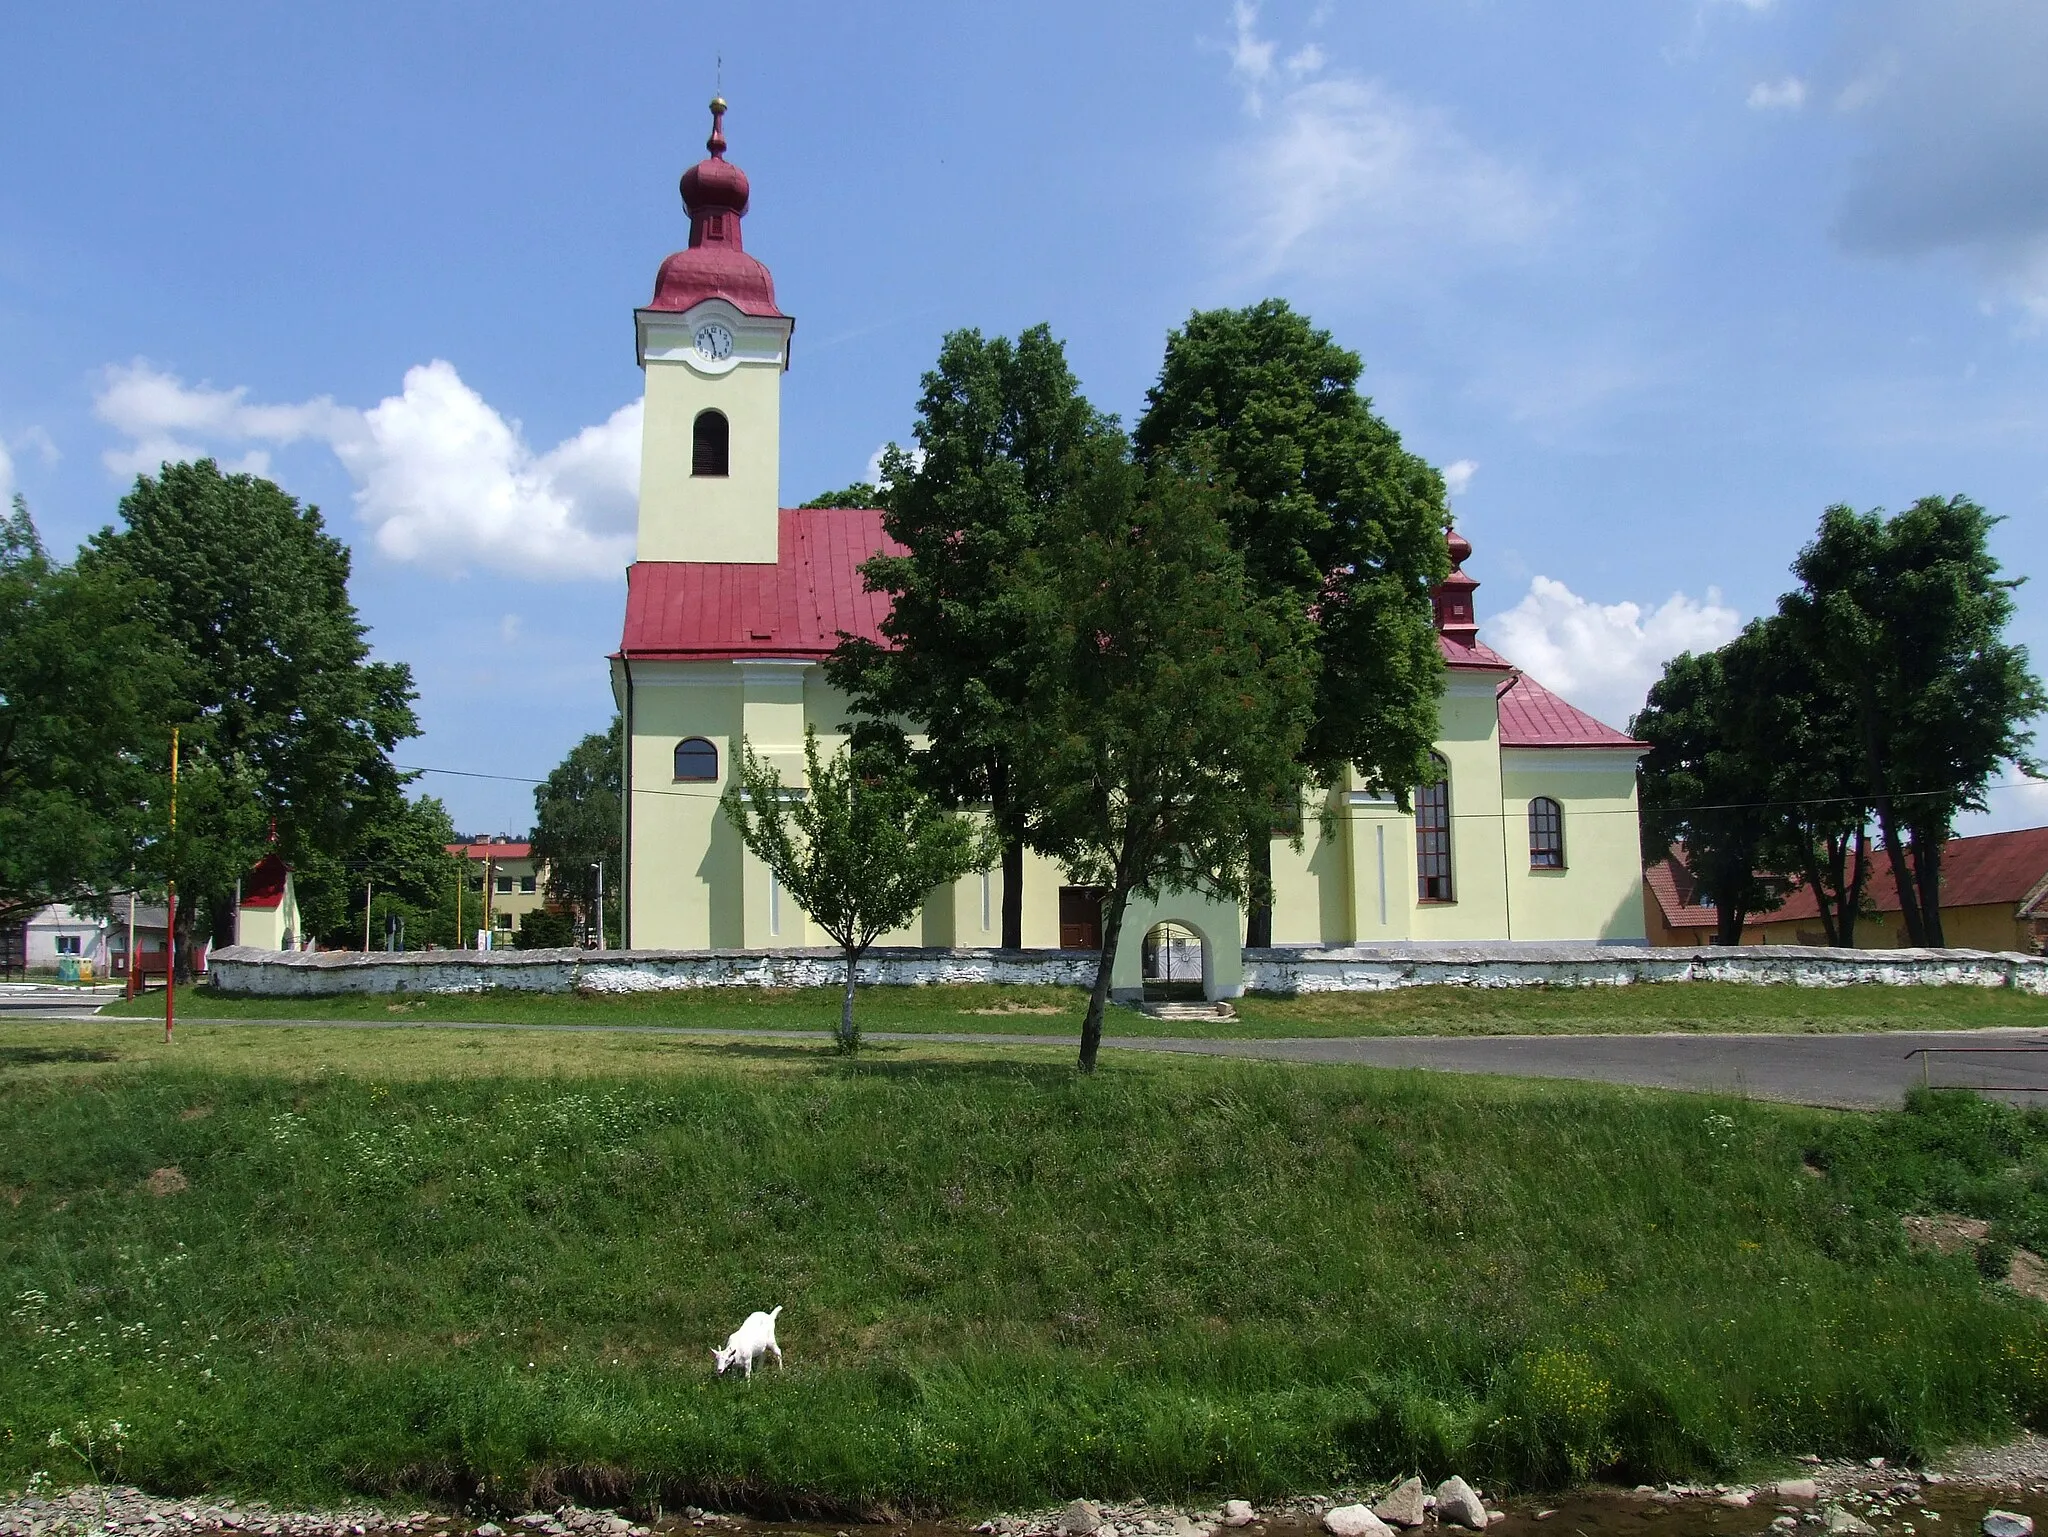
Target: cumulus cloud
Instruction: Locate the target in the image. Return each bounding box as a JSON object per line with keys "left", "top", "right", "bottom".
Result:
{"left": 1747, "top": 76, "right": 1807, "bottom": 109}
{"left": 1483, "top": 575, "right": 1744, "bottom": 732}
{"left": 0, "top": 441, "right": 13, "bottom": 505}
{"left": 94, "top": 360, "right": 640, "bottom": 580}
{"left": 1442, "top": 459, "right": 1477, "bottom": 498}
{"left": 1213, "top": 9, "right": 1556, "bottom": 285}
{"left": 1831, "top": 0, "right": 2048, "bottom": 320}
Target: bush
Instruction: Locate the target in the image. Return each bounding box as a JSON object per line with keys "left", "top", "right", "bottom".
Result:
{"left": 512, "top": 908, "right": 578, "bottom": 949}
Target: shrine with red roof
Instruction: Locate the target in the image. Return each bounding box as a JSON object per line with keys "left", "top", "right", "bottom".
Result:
{"left": 610, "top": 103, "right": 1652, "bottom": 993}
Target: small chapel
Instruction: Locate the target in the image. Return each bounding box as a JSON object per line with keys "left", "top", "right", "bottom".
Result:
{"left": 610, "top": 102, "right": 1651, "bottom": 997}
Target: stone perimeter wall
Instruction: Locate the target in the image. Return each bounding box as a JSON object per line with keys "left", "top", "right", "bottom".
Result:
{"left": 206, "top": 942, "right": 2048, "bottom": 998}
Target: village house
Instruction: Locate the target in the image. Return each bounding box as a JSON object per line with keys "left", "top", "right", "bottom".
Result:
{"left": 446, "top": 837, "right": 547, "bottom": 940}
{"left": 610, "top": 101, "right": 1653, "bottom": 999}
{"left": 1644, "top": 826, "right": 2048, "bottom": 953}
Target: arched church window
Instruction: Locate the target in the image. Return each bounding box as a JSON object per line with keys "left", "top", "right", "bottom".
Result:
{"left": 1416, "top": 755, "right": 1453, "bottom": 903}
{"left": 1529, "top": 797, "right": 1565, "bottom": 869}
{"left": 692, "top": 410, "right": 730, "bottom": 478}
{"left": 674, "top": 737, "right": 719, "bottom": 782}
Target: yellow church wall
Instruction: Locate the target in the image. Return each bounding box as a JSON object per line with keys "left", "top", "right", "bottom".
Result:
{"left": 1341, "top": 793, "right": 1416, "bottom": 943}
{"left": 1499, "top": 748, "right": 1649, "bottom": 941}
{"left": 1411, "top": 675, "right": 1510, "bottom": 941}
{"left": 1267, "top": 785, "right": 1354, "bottom": 944}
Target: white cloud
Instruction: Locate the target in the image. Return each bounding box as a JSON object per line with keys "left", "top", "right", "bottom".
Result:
{"left": 1228, "top": 1, "right": 1278, "bottom": 113}
{"left": 1747, "top": 76, "right": 1807, "bottom": 110}
{"left": 1482, "top": 575, "right": 1744, "bottom": 732}
{"left": 499, "top": 613, "right": 523, "bottom": 645}
{"left": 865, "top": 442, "right": 925, "bottom": 489}
{"left": 1443, "top": 459, "right": 1477, "bottom": 497}
{"left": 1285, "top": 44, "right": 1325, "bottom": 77}
{"left": 1218, "top": 72, "right": 1556, "bottom": 285}
{"left": 93, "top": 360, "right": 640, "bottom": 581}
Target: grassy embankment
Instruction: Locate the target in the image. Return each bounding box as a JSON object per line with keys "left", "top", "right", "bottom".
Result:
{"left": 2, "top": 1019, "right": 2046, "bottom": 1513}
{"left": 98, "top": 977, "right": 2048, "bottom": 1038}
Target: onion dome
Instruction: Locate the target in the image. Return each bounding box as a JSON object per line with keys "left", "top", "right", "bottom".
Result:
{"left": 649, "top": 96, "right": 783, "bottom": 317}
{"left": 1432, "top": 525, "right": 1480, "bottom": 641}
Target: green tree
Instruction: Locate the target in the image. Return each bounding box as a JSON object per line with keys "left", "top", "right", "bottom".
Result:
{"left": 1010, "top": 444, "right": 1316, "bottom": 1073}
{"left": 292, "top": 789, "right": 463, "bottom": 949}
{"left": 1632, "top": 646, "right": 1782, "bottom": 945}
{"left": 1134, "top": 300, "right": 1450, "bottom": 946}
{"left": 82, "top": 462, "right": 421, "bottom": 970}
{"left": 798, "top": 482, "right": 881, "bottom": 509}
{"left": 828, "top": 325, "right": 1111, "bottom": 949}
{"left": 1734, "top": 617, "right": 1878, "bottom": 947}
{"left": 530, "top": 716, "right": 621, "bottom": 947}
{"left": 0, "top": 496, "right": 182, "bottom": 925}
{"left": 722, "top": 728, "right": 996, "bottom": 1052}
{"left": 1778, "top": 496, "right": 2043, "bottom": 945}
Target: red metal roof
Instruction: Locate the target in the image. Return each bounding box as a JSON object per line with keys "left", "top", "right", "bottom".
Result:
{"left": 1438, "top": 631, "right": 1517, "bottom": 672}
{"left": 241, "top": 853, "right": 291, "bottom": 910}
{"left": 1769, "top": 825, "right": 2048, "bottom": 923}
{"left": 619, "top": 506, "right": 902, "bottom": 661}
{"left": 1496, "top": 672, "right": 1645, "bottom": 749}
{"left": 1644, "top": 847, "right": 1720, "bottom": 930}
{"left": 447, "top": 841, "right": 533, "bottom": 861}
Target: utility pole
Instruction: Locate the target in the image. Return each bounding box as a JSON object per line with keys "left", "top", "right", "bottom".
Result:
{"left": 593, "top": 860, "right": 604, "bottom": 950}
{"left": 363, "top": 880, "right": 373, "bottom": 952}
{"left": 454, "top": 856, "right": 463, "bottom": 950}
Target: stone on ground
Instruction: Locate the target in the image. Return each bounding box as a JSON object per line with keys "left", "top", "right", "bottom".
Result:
{"left": 1435, "top": 1479, "right": 1489, "bottom": 1530}
{"left": 1373, "top": 1480, "right": 1427, "bottom": 1529}
{"left": 1063, "top": 1503, "right": 1104, "bottom": 1537}
{"left": 1323, "top": 1506, "right": 1393, "bottom": 1537}
{"left": 1776, "top": 1482, "right": 1820, "bottom": 1502}
{"left": 1982, "top": 1514, "right": 2034, "bottom": 1537}
{"left": 1221, "top": 1503, "right": 1256, "bottom": 1529}
{"left": 1825, "top": 1509, "right": 1876, "bottom": 1536}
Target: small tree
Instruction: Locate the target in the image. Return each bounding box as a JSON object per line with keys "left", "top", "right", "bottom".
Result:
{"left": 530, "top": 716, "right": 622, "bottom": 946}
{"left": 722, "top": 729, "right": 997, "bottom": 1052}
{"left": 1010, "top": 445, "right": 1316, "bottom": 1073}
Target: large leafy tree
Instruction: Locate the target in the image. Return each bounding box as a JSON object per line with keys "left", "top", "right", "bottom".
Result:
{"left": 293, "top": 788, "right": 464, "bottom": 949}
{"left": 1631, "top": 646, "right": 1782, "bottom": 945}
{"left": 0, "top": 497, "right": 182, "bottom": 925}
{"left": 1010, "top": 442, "right": 1316, "bottom": 1073}
{"left": 829, "top": 325, "right": 1111, "bottom": 949}
{"left": 723, "top": 728, "right": 997, "bottom": 1052}
{"left": 530, "top": 716, "right": 622, "bottom": 947}
{"left": 82, "top": 461, "right": 422, "bottom": 964}
{"left": 1134, "top": 300, "right": 1449, "bottom": 946}
{"left": 1778, "top": 496, "right": 2042, "bottom": 945}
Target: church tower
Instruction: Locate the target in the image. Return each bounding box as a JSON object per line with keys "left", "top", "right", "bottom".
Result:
{"left": 633, "top": 98, "right": 792, "bottom": 564}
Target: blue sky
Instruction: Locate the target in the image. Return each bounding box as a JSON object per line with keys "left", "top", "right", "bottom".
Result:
{"left": 4, "top": 0, "right": 2045, "bottom": 835}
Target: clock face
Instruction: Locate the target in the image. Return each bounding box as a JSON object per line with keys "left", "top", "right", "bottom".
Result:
{"left": 694, "top": 323, "right": 735, "bottom": 362}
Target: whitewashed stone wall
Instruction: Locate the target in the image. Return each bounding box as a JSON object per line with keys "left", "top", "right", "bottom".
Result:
{"left": 206, "top": 941, "right": 2048, "bottom": 998}
{"left": 1241, "top": 941, "right": 2048, "bottom": 996}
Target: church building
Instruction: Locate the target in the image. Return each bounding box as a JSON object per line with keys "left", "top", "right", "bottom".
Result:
{"left": 611, "top": 102, "right": 1650, "bottom": 998}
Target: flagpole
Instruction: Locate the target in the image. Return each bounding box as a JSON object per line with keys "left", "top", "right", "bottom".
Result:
{"left": 166, "top": 727, "right": 178, "bottom": 1045}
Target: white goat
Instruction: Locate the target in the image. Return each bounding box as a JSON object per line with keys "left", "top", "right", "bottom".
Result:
{"left": 712, "top": 1305, "right": 783, "bottom": 1377}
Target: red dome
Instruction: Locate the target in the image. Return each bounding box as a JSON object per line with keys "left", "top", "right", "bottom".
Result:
{"left": 1446, "top": 526, "right": 1472, "bottom": 567}
{"left": 647, "top": 97, "right": 784, "bottom": 318}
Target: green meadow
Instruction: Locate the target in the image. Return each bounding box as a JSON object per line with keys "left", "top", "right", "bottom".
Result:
{"left": 2, "top": 1020, "right": 2045, "bottom": 1513}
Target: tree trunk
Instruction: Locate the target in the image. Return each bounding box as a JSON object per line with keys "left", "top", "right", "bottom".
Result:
{"left": 1714, "top": 904, "right": 1746, "bottom": 946}
{"left": 1839, "top": 825, "right": 1871, "bottom": 948}
{"left": 1875, "top": 807, "right": 1927, "bottom": 945}
{"left": 1912, "top": 826, "right": 1947, "bottom": 947}
{"left": 208, "top": 891, "right": 237, "bottom": 952}
{"left": 1244, "top": 833, "right": 1273, "bottom": 949}
{"left": 838, "top": 947, "right": 861, "bottom": 1052}
{"left": 1799, "top": 841, "right": 1840, "bottom": 947}
{"left": 1078, "top": 887, "right": 1129, "bottom": 1075}
{"left": 1001, "top": 835, "right": 1024, "bottom": 950}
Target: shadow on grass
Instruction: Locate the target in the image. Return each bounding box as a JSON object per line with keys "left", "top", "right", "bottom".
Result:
{"left": 0, "top": 1045, "right": 120, "bottom": 1065}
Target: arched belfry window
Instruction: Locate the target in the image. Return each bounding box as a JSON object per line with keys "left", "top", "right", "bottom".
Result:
{"left": 674, "top": 737, "right": 718, "bottom": 782}
{"left": 1529, "top": 797, "right": 1565, "bottom": 869}
{"left": 1416, "top": 754, "right": 1453, "bottom": 903}
{"left": 692, "top": 410, "right": 729, "bottom": 478}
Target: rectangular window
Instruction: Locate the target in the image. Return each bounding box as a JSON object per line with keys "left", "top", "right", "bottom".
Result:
{"left": 495, "top": 912, "right": 513, "bottom": 930}
{"left": 496, "top": 876, "right": 513, "bottom": 894}
{"left": 519, "top": 875, "right": 536, "bottom": 893}
{"left": 56, "top": 935, "right": 81, "bottom": 955}
{"left": 1528, "top": 797, "right": 1565, "bottom": 869}
{"left": 1416, "top": 774, "right": 1453, "bottom": 903}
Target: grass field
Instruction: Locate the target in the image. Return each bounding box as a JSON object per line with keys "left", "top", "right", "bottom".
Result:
{"left": 3, "top": 1019, "right": 2046, "bottom": 1514}
{"left": 97, "top": 977, "right": 2048, "bottom": 1038}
